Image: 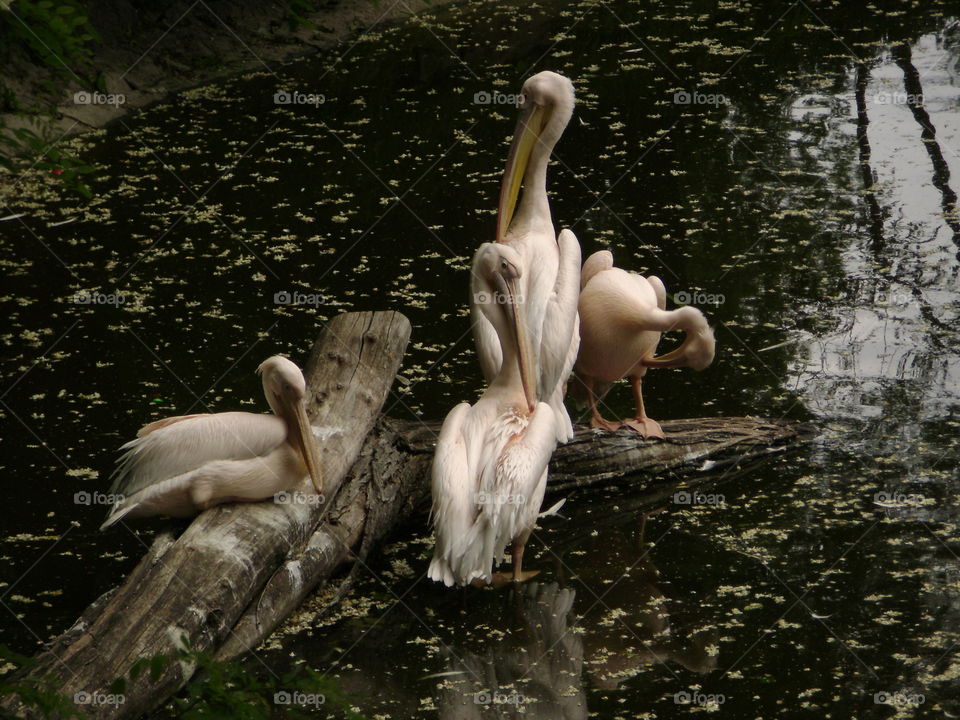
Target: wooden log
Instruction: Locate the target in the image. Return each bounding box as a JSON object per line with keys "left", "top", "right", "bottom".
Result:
{"left": 4, "top": 310, "right": 816, "bottom": 719}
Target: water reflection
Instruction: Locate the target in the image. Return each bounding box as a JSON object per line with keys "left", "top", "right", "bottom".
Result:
{"left": 573, "top": 515, "right": 717, "bottom": 689}
{"left": 433, "top": 513, "right": 717, "bottom": 718}
{"left": 438, "top": 583, "right": 586, "bottom": 720}
{"left": 789, "top": 30, "right": 960, "bottom": 422}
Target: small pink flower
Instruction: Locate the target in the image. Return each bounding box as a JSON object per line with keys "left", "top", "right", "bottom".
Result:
{"left": 51, "top": 168, "right": 63, "bottom": 176}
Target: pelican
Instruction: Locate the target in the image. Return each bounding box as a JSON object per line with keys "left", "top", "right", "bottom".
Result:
{"left": 429, "top": 243, "right": 558, "bottom": 587}
{"left": 100, "top": 356, "right": 323, "bottom": 530}
{"left": 573, "top": 250, "right": 715, "bottom": 439}
{"left": 472, "top": 70, "right": 581, "bottom": 444}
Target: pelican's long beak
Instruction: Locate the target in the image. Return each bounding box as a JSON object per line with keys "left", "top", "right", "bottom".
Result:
{"left": 644, "top": 328, "right": 716, "bottom": 371}
{"left": 288, "top": 399, "right": 324, "bottom": 494}
{"left": 496, "top": 102, "right": 549, "bottom": 243}
{"left": 495, "top": 273, "right": 537, "bottom": 412}
{"left": 642, "top": 345, "right": 688, "bottom": 368}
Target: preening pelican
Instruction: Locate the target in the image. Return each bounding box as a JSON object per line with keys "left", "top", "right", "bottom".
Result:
{"left": 100, "top": 356, "right": 323, "bottom": 530}
{"left": 430, "top": 243, "right": 557, "bottom": 587}
{"left": 472, "top": 70, "right": 581, "bottom": 444}
{"left": 573, "top": 250, "right": 715, "bottom": 439}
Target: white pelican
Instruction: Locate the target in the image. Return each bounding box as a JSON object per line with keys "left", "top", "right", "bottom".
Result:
{"left": 100, "top": 356, "right": 323, "bottom": 530}
{"left": 430, "top": 243, "right": 558, "bottom": 587}
{"left": 472, "top": 70, "right": 581, "bottom": 444}
{"left": 573, "top": 250, "right": 715, "bottom": 439}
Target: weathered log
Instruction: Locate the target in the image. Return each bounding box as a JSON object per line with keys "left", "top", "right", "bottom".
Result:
{"left": 4, "top": 311, "right": 816, "bottom": 720}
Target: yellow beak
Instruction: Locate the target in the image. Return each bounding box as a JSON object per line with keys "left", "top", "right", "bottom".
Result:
{"left": 495, "top": 272, "right": 537, "bottom": 412}
{"left": 643, "top": 346, "right": 688, "bottom": 368}
{"left": 289, "top": 399, "right": 324, "bottom": 494}
{"left": 496, "top": 103, "right": 548, "bottom": 243}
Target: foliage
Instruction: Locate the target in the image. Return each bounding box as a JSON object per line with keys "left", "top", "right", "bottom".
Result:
{"left": 0, "top": 115, "right": 94, "bottom": 198}
{"left": 1, "top": 638, "right": 367, "bottom": 719}
{"left": 123, "top": 636, "right": 366, "bottom": 720}
{"left": 0, "top": 644, "right": 86, "bottom": 720}
{"left": 1, "top": 0, "right": 100, "bottom": 73}
{"left": 0, "top": 0, "right": 100, "bottom": 198}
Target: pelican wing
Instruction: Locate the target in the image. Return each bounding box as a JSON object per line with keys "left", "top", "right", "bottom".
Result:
{"left": 101, "top": 442, "right": 302, "bottom": 530}
{"left": 539, "top": 228, "right": 582, "bottom": 441}
{"left": 110, "top": 411, "right": 286, "bottom": 498}
{"left": 491, "top": 402, "right": 557, "bottom": 549}
{"left": 458, "top": 402, "right": 557, "bottom": 585}
{"left": 581, "top": 249, "right": 613, "bottom": 290}
{"left": 428, "top": 403, "right": 473, "bottom": 587}
{"left": 646, "top": 275, "right": 667, "bottom": 311}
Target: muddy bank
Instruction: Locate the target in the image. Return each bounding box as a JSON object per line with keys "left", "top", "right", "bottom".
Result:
{"left": 1, "top": 0, "right": 442, "bottom": 138}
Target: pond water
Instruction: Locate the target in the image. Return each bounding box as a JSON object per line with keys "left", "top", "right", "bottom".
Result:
{"left": 2, "top": 0, "right": 959, "bottom": 717}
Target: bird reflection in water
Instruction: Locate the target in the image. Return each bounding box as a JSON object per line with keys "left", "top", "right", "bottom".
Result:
{"left": 437, "top": 582, "right": 586, "bottom": 719}
{"left": 434, "top": 513, "right": 716, "bottom": 716}
{"left": 573, "top": 513, "right": 718, "bottom": 690}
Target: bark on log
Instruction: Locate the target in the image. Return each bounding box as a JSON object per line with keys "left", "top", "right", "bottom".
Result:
{"left": 4, "top": 311, "right": 816, "bottom": 720}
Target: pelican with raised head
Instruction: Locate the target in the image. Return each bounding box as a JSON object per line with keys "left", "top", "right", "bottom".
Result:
{"left": 472, "top": 70, "right": 581, "bottom": 444}
{"left": 430, "top": 243, "right": 558, "bottom": 587}
{"left": 100, "top": 355, "right": 323, "bottom": 530}
{"left": 573, "top": 250, "right": 715, "bottom": 439}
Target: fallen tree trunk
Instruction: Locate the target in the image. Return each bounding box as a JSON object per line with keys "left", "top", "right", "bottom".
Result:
{"left": 4, "top": 311, "right": 816, "bottom": 719}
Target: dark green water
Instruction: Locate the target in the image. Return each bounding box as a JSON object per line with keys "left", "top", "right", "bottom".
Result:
{"left": 2, "top": 0, "right": 959, "bottom": 717}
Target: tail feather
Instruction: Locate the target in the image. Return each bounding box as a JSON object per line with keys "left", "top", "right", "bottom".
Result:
{"left": 100, "top": 501, "right": 138, "bottom": 531}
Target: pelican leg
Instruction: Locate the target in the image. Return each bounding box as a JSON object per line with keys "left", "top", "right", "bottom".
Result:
{"left": 511, "top": 542, "right": 540, "bottom": 583}
{"left": 623, "top": 375, "right": 665, "bottom": 439}
{"left": 585, "top": 375, "right": 622, "bottom": 432}
{"left": 489, "top": 542, "right": 540, "bottom": 588}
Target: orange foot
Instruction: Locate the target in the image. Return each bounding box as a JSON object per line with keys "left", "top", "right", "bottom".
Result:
{"left": 488, "top": 569, "right": 540, "bottom": 588}
{"left": 622, "top": 417, "right": 665, "bottom": 440}
{"left": 590, "top": 415, "right": 623, "bottom": 432}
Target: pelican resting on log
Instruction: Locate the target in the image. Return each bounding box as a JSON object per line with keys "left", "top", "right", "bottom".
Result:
{"left": 472, "top": 70, "right": 581, "bottom": 444}
{"left": 100, "top": 355, "right": 323, "bottom": 530}
{"left": 573, "top": 250, "right": 716, "bottom": 439}
{"left": 429, "top": 243, "right": 561, "bottom": 587}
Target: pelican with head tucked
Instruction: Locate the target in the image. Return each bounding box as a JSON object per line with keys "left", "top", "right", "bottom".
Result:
{"left": 472, "top": 70, "right": 581, "bottom": 444}
{"left": 573, "top": 251, "right": 715, "bottom": 439}
{"left": 430, "top": 243, "right": 558, "bottom": 587}
{"left": 100, "top": 355, "right": 323, "bottom": 530}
